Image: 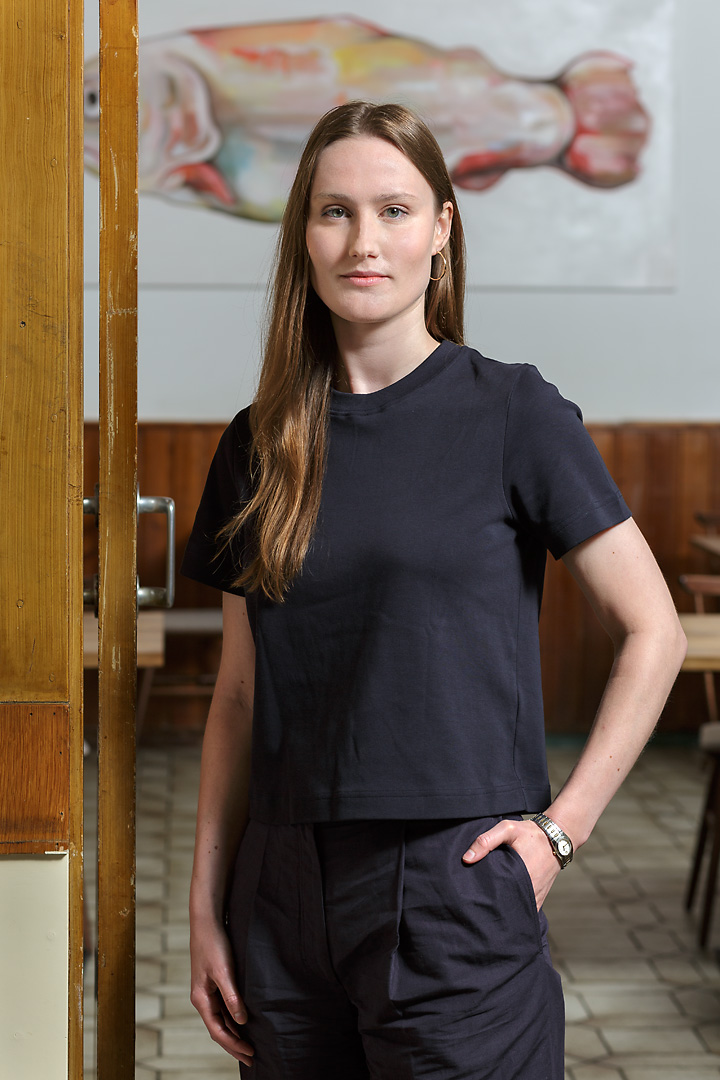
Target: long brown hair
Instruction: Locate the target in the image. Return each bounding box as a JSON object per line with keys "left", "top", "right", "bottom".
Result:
{"left": 222, "top": 101, "right": 466, "bottom": 601}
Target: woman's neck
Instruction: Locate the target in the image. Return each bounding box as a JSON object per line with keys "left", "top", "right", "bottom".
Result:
{"left": 332, "top": 316, "right": 439, "bottom": 395}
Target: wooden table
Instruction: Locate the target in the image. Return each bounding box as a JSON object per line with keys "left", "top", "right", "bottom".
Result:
{"left": 678, "top": 612, "right": 720, "bottom": 948}
{"left": 679, "top": 614, "right": 720, "bottom": 672}
{"left": 84, "top": 608, "right": 225, "bottom": 730}
{"left": 84, "top": 611, "right": 165, "bottom": 729}
{"left": 83, "top": 610, "right": 165, "bottom": 669}
{"left": 691, "top": 535, "right": 720, "bottom": 559}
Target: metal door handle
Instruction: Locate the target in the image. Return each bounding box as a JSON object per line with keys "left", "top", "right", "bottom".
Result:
{"left": 83, "top": 488, "right": 100, "bottom": 609}
{"left": 136, "top": 494, "right": 175, "bottom": 609}
{"left": 83, "top": 488, "right": 175, "bottom": 609}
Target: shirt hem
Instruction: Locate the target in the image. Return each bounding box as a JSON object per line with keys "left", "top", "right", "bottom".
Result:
{"left": 249, "top": 784, "right": 552, "bottom": 824}
{"left": 549, "top": 491, "right": 631, "bottom": 560}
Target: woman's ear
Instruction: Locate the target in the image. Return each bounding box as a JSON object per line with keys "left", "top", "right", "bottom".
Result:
{"left": 435, "top": 200, "right": 453, "bottom": 250}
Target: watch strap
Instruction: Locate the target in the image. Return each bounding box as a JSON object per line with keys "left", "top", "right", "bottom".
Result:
{"left": 531, "top": 812, "right": 574, "bottom": 869}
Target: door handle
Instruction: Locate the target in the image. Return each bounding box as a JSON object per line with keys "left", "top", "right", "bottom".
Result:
{"left": 136, "top": 494, "right": 175, "bottom": 609}
{"left": 83, "top": 488, "right": 175, "bottom": 609}
{"left": 83, "top": 488, "right": 100, "bottom": 610}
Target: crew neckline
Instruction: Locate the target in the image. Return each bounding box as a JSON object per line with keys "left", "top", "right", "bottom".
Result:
{"left": 329, "top": 338, "right": 460, "bottom": 415}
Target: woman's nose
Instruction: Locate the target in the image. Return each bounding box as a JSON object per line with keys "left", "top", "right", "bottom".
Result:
{"left": 348, "top": 214, "right": 379, "bottom": 258}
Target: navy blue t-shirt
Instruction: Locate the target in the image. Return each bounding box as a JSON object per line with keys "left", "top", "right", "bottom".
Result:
{"left": 181, "top": 341, "right": 631, "bottom": 823}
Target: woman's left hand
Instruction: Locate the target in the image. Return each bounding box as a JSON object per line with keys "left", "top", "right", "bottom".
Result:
{"left": 462, "top": 818, "right": 562, "bottom": 910}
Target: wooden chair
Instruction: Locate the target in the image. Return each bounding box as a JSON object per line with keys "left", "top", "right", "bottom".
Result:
{"left": 695, "top": 511, "right": 720, "bottom": 534}
{"left": 682, "top": 573, "right": 720, "bottom": 946}
{"left": 679, "top": 575, "right": 720, "bottom": 724}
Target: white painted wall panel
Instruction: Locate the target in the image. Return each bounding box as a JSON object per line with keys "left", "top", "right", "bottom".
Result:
{"left": 0, "top": 856, "right": 69, "bottom": 1080}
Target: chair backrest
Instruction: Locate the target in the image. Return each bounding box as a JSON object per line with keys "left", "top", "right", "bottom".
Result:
{"left": 695, "top": 511, "right": 720, "bottom": 535}
{"left": 679, "top": 574, "right": 720, "bottom": 615}
{"left": 695, "top": 511, "right": 716, "bottom": 533}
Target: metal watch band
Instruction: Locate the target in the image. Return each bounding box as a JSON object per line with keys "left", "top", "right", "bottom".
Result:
{"left": 531, "top": 812, "right": 574, "bottom": 869}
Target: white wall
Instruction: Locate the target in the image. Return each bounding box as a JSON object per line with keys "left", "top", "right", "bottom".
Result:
{"left": 0, "top": 856, "right": 69, "bottom": 1080}
{"left": 83, "top": 0, "right": 720, "bottom": 422}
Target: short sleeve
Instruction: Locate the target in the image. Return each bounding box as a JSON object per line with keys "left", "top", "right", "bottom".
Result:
{"left": 180, "top": 408, "right": 253, "bottom": 595}
{"left": 502, "top": 365, "right": 631, "bottom": 559}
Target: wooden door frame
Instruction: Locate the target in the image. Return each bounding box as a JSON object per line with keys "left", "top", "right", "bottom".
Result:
{"left": 96, "top": 2, "right": 140, "bottom": 1078}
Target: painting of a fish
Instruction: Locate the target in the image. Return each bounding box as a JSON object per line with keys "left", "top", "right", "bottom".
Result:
{"left": 83, "top": 16, "right": 650, "bottom": 223}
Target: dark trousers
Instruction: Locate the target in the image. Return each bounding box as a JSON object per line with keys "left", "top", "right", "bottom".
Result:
{"left": 227, "top": 816, "right": 565, "bottom": 1079}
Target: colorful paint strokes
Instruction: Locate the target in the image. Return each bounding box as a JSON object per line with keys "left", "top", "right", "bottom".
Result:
{"left": 84, "top": 16, "right": 651, "bottom": 222}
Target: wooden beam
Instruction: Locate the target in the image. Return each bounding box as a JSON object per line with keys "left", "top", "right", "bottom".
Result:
{"left": 96, "top": 1, "right": 139, "bottom": 1077}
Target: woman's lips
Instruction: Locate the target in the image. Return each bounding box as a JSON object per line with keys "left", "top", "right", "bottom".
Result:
{"left": 341, "top": 272, "right": 388, "bottom": 285}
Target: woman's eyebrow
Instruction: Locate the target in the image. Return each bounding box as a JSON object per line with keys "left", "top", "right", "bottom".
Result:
{"left": 375, "top": 192, "right": 419, "bottom": 202}
{"left": 311, "top": 191, "right": 419, "bottom": 202}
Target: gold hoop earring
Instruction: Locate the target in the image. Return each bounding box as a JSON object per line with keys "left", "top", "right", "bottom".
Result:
{"left": 429, "top": 249, "right": 447, "bottom": 282}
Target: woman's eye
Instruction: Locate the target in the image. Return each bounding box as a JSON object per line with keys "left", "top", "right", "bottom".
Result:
{"left": 323, "top": 207, "right": 346, "bottom": 219}
{"left": 384, "top": 206, "right": 406, "bottom": 219}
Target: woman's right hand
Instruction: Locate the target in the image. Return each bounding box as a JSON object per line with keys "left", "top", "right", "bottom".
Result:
{"left": 190, "top": 916, "right": 256, "bottom": 1066}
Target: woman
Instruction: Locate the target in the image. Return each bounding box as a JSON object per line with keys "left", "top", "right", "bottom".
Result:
{"left": 182, "top": 101, "right": 686, "bottom": 1079}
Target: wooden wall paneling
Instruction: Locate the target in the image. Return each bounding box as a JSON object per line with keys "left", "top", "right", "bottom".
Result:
{"left": 153, "top": 424, "right": 224, "bottom": 731}
{"left": 138, "top": 424, "right": 172, "bottom": 589}
{"left": 614, "top": 425, "right": 649, "bottom": 524}
{"left": 83, "top": 420, "right": 720, "bottom": 736}
{"left": 677, "top": 426, "right": 715, "bottom": 584}
{"left": 171, "top": 423, "right": 225, "bottom": 607}
{"left": 539, "top": 559, "right": 583, "bottom": 731}
{"left": 588, "top": 425, "right": 617, "bottom": 473}
{"left": 709, "top": 426, "right": 720, "bottom": 521}
{"left": 640, "top": 427, "right": 679, "bottom": 566}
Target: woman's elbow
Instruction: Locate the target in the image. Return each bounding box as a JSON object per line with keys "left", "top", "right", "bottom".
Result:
{"left": 669, "top": 616, "right": 688, "bottom": 674}
{"left": 613, "top": 609, "right": 687, "bottom": 676}
{"left": 648, "top": 611, "right": 687, "bottom": 678}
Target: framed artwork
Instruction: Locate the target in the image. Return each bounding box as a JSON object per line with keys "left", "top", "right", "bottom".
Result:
{"left": 84, "top": 0, "right": 675, "bottom": 288}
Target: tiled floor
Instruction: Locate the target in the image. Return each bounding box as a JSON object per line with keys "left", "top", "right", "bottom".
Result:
{"left": 84, "top": 742, "right": 720, "bottom": 1079}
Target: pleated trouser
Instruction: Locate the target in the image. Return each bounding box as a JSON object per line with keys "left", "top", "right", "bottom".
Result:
{"left": 227, "top": 815, "right": 565, "bottom": 1080}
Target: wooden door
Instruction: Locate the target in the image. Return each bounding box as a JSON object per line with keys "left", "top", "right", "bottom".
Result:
{"left": 0, "top": 1, "right": 85, "bottom": 1077}
{"left": 0, "top": 2, "right": 140, "bottom": 1077}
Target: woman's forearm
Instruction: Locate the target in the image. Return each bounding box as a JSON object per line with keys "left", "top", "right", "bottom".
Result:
{"left": 547, "top": 621, "right": 687, "bottom": 848}
{"left": 190, "top": 690, "right": 253, "bottom": 923}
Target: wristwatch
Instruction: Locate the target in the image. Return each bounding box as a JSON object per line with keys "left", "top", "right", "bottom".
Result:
{"left": 531, "top": 813, "right": 574, "bottom": 869}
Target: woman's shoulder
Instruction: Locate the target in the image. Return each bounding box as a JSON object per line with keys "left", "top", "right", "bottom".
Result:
{"left": 451, "top": 346, "right": 584, "bottom": 433}
{"left": 225, "top": 403, "right": 253, "bottom": 440}
{"left": 215, "top": 403, "right": 253, "bottom": 460}
{"left": 456, "top": 344, "right": 556, "bottom": 399}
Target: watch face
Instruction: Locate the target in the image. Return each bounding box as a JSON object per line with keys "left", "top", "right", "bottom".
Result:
{"left": 557, "top": 839, "right": 572, "bottom": 857}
